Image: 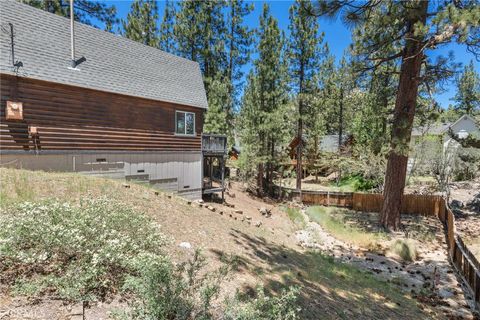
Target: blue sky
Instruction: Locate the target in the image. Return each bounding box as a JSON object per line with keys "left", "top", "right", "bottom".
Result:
{"left": 104, "top": 0, "right": 479, "bottom": 109}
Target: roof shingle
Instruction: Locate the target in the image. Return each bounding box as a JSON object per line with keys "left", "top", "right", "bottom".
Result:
{"left": 0, "top": 0, "right": 208, "bottom": 109}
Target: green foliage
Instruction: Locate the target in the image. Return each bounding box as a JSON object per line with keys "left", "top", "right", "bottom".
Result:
{"left": 204, "top": 74, "right": 233, "bottom": 145}
{"left": 159, "top": 0, "right": 176, "bottom": 53}
{"left": 453, "top": 60, "right": 480, "bottom": 116}
{"left": 237, "top": 4, "right": 291, "bottom": 191}
{"left": 122, "top": 0, "right": 159, "bottom": 46}
{"left": 224, "top": 286, "right": 300, "bottom": 320}
{"left": 335, "top": 174, "right": 377, "bottom": 192}
{"left": 121, "top": 250, "right": 230, "bottom": 320}
{"left": 0, "top": 198, "right": 167, "bottom": 301}
{"left": 23, "top": 0, "right": 118, "bottom": 28}
{"left": 389, "top": 239, "right": 418, "bottom": 262}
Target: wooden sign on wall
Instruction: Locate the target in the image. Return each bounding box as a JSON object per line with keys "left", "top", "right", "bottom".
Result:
{"left": 6, "top": 101, "right": 23, "bottom": 120}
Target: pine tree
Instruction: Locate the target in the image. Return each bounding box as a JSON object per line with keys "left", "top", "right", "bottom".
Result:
{"left": 23, "top": 0, "right": 118, "bottom": 27}
{"left": 453, "top": 61, "right": 480, "bottom": 116}
{"left": 226, "top": 0, "right": 254, "bottom": 108}
{"left": 122, "top": 0, "right": 159, "bottom": 47}
{"left": 159, "top": 0, "right": 176, "bottom": 53}
{"left": 238, "top": 4, "right": 290, "bottom": 194}
{"left": 311, "top": 0, "right": 480, "bottom": 230}
{"left": 288, "top": 0, "right": 324, "bottom": 191}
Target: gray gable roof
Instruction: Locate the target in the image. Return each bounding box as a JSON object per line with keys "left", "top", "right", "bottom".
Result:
{"left": 0, "top": 0, "right": 208, "bottom": 109}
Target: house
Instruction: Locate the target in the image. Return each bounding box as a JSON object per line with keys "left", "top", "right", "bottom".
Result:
{"left": 408, "top": 114, "right": 479, "bottom": 173}
{"left": 288, "top": 134, "right": 351, "bottom": 162}
{"left": 411, "top": 114, "right": 479, "bottom": 143}
{"left": 0, "top": 1, "right": 218, "bottom": 199}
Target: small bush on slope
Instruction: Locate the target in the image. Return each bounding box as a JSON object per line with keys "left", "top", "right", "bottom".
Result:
{"left": 224, "top": 286, "right": 300, "bottom": 320}
{"left": 389, "top": 239, "right": 418, "bottom": 262}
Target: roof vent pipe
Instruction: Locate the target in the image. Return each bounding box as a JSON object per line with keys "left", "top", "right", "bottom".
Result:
{"left": 70, "top": 0, "right": 75, "bottom": 68}
{"left": 69, "top": 0, "right": 86, "bottom": 69}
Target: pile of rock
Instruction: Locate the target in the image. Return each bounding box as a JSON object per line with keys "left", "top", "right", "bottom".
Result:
{"left": 466, "top": 193, "right": 480, "bottom": 214}
{"left": 259, "top": 207, "right": 272, "bottom": 218}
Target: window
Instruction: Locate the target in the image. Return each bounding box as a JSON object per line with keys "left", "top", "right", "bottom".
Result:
{"left": 175, "top": 111, "right": 195, "bottom": 135}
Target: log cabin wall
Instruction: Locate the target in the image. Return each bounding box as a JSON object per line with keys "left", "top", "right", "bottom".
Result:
{"left": 0, "top": 74, "right": 204, "bottom": 152}
{"left": 0, "top": 74, "right": 205, "bottom": 199}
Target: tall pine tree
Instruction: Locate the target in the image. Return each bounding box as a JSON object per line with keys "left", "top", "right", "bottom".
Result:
{"left": 159, "top": 0, "right": 176, "bottom": 53}
{"left": 238, "top": 4, "right": 290, "bottom": 194}
{"left": 453, "top": 60, "right": 480, "bottom": 116}
{"left": 122, "top": 0, "right": 159, "bottom": 47}
{"left": 288, "top": 0, "right": 324, "bottom": 191}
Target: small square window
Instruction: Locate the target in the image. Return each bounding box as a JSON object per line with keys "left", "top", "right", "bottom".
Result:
{"left": 176, "top": 111, "right": 195, "bottom": 135}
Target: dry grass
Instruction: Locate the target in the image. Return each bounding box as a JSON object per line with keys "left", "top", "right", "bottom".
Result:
{"left": 305, "top": 206, "right": 386, "bottom": 248}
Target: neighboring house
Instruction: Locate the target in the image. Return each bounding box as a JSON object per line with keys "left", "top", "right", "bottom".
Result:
{"left": 288, "top": 134, "right": 351, "bottom": 162}
{"left": 408, "top": 114, "right": 479, "bottom": 173}
{"left": 0, "top": 1, "right": 214, "bottom": 199}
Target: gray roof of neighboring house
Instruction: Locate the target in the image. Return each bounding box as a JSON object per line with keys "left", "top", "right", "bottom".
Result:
{"left": 0, "top": 0, "right": 208, "bottom": 109}
{"left": 319, "top": 134, "right": 348, "bottom": 152}
{"left": 411, "top": 122, "right": 453, "bottom": 136}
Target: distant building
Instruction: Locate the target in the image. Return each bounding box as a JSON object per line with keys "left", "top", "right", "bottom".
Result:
{"left": 408, "top": 114, "right": 479, "bottom": 173}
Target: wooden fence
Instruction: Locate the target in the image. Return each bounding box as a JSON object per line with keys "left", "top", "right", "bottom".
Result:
{"left": 274, "top": 187, "right": 479, "bottom": 311}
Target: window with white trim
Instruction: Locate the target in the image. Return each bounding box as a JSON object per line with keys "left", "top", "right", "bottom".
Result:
{"left": 175, "top": 111, "right": 195, "bottom": 135}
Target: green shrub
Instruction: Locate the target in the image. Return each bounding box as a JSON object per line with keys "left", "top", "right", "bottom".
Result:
{"left": 389, "top": 239, "right": 418, "bottom": 262}
{"left": 224, "top": 286, "right": 300, "bottom": 320}
{"left": 121, "top": 250, "right": 230, "bottom": 320}
{"left": 0, "top": 198, "right": 168, "bottom": 301}
{"left": 335, "top": 174, "right": 377, "bottom": 192}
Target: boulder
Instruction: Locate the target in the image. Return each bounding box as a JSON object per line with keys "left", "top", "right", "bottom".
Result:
{"left": 450, "top": 199, "right": 464, "bottom": 209}
{"left": 179, "top": 242, "right": 192, "bottom": 249}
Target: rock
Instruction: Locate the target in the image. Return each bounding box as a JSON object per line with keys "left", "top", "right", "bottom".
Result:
{"left": 122, "top": 183, "right": 130, "bottom": 188}
{"left": 438, "top": 288, "right": 455, "bottom": 299}
{"left": 179, "top": 242, "right": 192, "bottom": 249}
{"left": 207, "top": 206, "right": 216, "bottom": 212}
{"left": 234, "top": 209, "right": 243, "bottom": 214}
{"left": 255, "top": 221, "right": 262, "bottom": 227}
{"left": 450, "top": 200, "right": 464, "bottom": 209}
{"left": 197, "top": 199, "right": 204, "bottom": 204}
{"left": 259, "top": 207, "right": 271, "bottom": 217}
{"left": 466, "top": 193, "right": 480, "bottom": 213}
{"left": 245, "top": 216, "right": 252, "bottom": 220}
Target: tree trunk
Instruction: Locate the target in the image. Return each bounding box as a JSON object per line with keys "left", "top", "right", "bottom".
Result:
{"left": 338, "top": 87, "right": 344, "bottom": 152}
{"left": 296, "top": 100, "right": 303, "bottom": 191}
{"left": 381, "top": 1, "right": 428, "bottom": 230}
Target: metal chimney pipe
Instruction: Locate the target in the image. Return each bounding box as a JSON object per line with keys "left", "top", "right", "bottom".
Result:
{"left": 70, "top": 0, "right": 76, "bottom": 68}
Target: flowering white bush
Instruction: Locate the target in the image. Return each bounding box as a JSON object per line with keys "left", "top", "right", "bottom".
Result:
{"left": 0, "top": 198, "right": 168, "bottom": 301}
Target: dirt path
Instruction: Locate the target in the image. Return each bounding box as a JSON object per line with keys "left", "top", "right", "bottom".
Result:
{"left": 295, "top": 207, "right": 479, "bottom": 319}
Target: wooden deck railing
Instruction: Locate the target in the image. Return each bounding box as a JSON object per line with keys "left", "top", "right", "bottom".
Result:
{"left": 272, "top": 186, "right": 480, "bottom": 311}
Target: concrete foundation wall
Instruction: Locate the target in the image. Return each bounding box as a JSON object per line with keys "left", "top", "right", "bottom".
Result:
{"left": 0, "top": 151, "right": 202, "bottom": 200}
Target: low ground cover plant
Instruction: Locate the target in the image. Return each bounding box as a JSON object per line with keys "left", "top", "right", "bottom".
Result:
{"left": 0, "top": 197, "right": 300, "bottom": 319}
{"left": 305, "top": 206, "right": 386, "bottom": 248}
{"left": 0, "top": 198, "right": 168, "bottom": 301}
{"left": 282, "top": 206, "right": 307, "bottom": 230}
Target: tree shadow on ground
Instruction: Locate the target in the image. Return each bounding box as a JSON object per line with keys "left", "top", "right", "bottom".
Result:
{"left": 210, "top": 228, "right": 438, "bottom": 320}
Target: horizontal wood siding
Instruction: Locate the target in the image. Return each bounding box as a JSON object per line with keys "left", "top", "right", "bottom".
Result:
{"left": 0, "top": 74, "right": 204, "bottom": 152}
